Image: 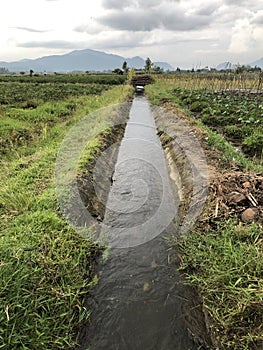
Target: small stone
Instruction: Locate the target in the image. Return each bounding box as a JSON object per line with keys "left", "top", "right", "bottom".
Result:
{"left": 243, "top": 182, "right": 251, "bottom": 188}
{"left": 143, "top": 282, "right": 151, "bottom": 292}
{"left": 228, "top": 192, "right": 246, "bottom": 204}
{"left": 151, "top": 260, "right": 158, "bottom": 268}
{"left": 241, "top": 208, "right": 257, "bottom": 222}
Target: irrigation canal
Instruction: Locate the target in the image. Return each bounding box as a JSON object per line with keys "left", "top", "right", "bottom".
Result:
{"left": 78, "top": 95, "right": 210, "bottom": 350}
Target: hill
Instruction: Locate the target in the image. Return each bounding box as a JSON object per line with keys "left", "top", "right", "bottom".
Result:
{"left": 248, "top": 57, "right": 263, "bottom": 69}
{"left": 0, "top": 49, "right": 174, "bottom": 73}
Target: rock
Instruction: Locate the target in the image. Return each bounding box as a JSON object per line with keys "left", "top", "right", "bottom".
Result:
{"left": 143, "top": 282, "right": 151, "bottom": 292}
{"left": 241, "top": 208, "right": 257, "bottom": 222}
{"left": 242, "top": 181, "right": 251, "bottom": 188}
{"left": 228, "top": 191, "right": 246, "bottom": 204}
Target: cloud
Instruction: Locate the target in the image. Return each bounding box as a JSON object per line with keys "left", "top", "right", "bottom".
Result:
{"left": 101, "top": 0, "right": 130, "bottom": 9}
{"left": 18, "top": 40, "right": 83, "bottom": 49}
{"left": 194, "top": 3, "right": 220, "bottom": 16}
{"left": 74, "top": 22, "right": 105, "bottom": 34}
{"left": 97, "top": 6, "right": 212, "bottom": 32}
{"left": 92, "top": 32, "right": 147, "bottom": 49}
{"left": 17, "top": 29, "right": 217, "bottom": 53}
{"left": 101, "top": 0, "right": 178, "bottom": 10}
{"left": 251, "top": 10, "right": 263, "bottom": 25}
{"left": 11, "top": 26, "right": 49, "bottom": 33}
{"left": 223, "top": 0, "right": 260, "bottom": 10}
{"left": 228, "top": 18, "right": 254, "bottom": 53}
{"left": 224, "top": 0, "right": 249, "bottom": 5}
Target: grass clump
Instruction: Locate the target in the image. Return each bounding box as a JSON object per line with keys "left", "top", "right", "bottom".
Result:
{"left": 178, "top": 220, "right": 263, "bottom": 350}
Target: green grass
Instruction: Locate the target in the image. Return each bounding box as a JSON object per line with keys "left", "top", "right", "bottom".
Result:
{"left": 145, "top": 76, "right": 263, "bottom": 349}
{"left": 0, "top": 83, "right": 133, "bottom": 349}
{"left": 178, "top": 220, "right": 263, "bottom": 350}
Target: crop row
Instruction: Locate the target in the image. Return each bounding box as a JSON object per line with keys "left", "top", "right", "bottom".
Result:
{"left": 0, "top": 82, "right": 112, "bottom": 106}
{"left": 0, "top": 73, "right": 126, "bottom": 85}
{"left": 174, "top": 88, "right": 263, "bottom": 157}
{"left": 162, "top": 72, "right": 263, "bottom": 92}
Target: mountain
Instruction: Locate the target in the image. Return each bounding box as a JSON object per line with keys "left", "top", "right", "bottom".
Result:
{"left": 248, "top": 57, "right": 263, "bottom": 69}
{"left": 216, "top": 62, "right": 237, "bottom": 70}
{"left": 0, "top": 49, "right": 173, "bottom": 73}
{"left": 216, "top": 58, "right": 263, "bottom": 71}
{"left": 154, "top": 61, "right": 173, "bottom": 70}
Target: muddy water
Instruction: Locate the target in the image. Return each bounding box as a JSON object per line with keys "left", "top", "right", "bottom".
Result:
{"left": 78, "top": 96, "right": 210, "bottom": 350}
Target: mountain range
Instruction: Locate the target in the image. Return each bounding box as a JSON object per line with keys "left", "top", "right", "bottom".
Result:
{"left": 0, "top": 49, "right": 174, "bottom": 73}
{"left": 216, "top": 57, "right": 263, "bottom": 70}
{"left": 0, "top": 49, "right": 262, "bottom": 73}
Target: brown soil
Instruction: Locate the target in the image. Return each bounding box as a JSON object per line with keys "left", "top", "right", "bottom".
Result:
{"left": 208, "top": 171, "right": 263, "bottom": 224}
{"left": 77, "top": 124, "right": 126, "bottom": 222}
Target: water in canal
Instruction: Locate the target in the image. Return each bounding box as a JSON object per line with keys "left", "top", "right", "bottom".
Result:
{"left": 78, "top": 96, "right": 210, "bottom": 350}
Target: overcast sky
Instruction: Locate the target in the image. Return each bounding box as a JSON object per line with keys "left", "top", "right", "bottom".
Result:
{"left": 1, "top": 0, "right": 262, "bottom": 68}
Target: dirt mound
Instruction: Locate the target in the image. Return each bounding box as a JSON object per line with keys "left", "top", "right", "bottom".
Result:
{"left": 209, "top": 171, "right": 263, "bottom": 224}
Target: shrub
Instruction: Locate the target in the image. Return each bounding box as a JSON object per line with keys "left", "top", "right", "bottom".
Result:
{"left": 189, "top": 100, "right": 209, "bottom": 112}
{"left": 242, "top": 132, "right": 263, "bottom": 156}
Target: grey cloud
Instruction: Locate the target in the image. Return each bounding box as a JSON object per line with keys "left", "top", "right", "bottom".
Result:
{"left": 12, "top": 26, "right": 49, "bottom": 33}
{"left": 224, "top": 0, "right": 249, "bottom": 5}
{"left": 35, "top": 29, "right": 214, "bottom": 53}
{"left": 74, "top": 23, "right": 103, "bottom": 34}
{"left": 18, "top": 35, "right": 150, "bottom": 52}
{"left": 18, "top": 40, "right": 82, "bottom": 49}
{"left": 195, "top": 3, "right": 220, "bottom": 16}
{"left": 223, "top": 0, "right": 260, "bottom": 9}
{"left": 91, "top": 32, "right": 216, "bottom": 50}
{"left": 101, "top": 0, "right": 130, "bottom": 9}
{"left": 98, "top": 7, "right": 211, "bottom": 32}
{"left": 102, "top": 0, "right": 178, "bottom": 10}
{"left": 92, "top": 32, "right": 146, "bottom": 49}
{"left": 98, "top": 11, "right": 160, "bottom": 31}
{"left": 251, "top": 12, "right": 263, "bottom": 25}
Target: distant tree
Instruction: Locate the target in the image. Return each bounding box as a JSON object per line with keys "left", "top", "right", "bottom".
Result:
{"left": 29, "top": 69, "right": 34, "bottom": 77}
{"left": 0, "top": 67, "right": 9, "bottom": 74}
{"left": 235, "top": 64, "right": 257, "bottom": 74}
{"left": 176, "top": 67, "right": 181, "bottom": 73}
{"left": 145, "top": 57, "right": 153, "bottom": 73}
{"left": 113, "top": 68, "right": 123, "bottom": 75}
{"left": 122, "top": 61, "right": 128, "bottom": 73}
{"left": 251, "top": 66, "right": 261, "bottom": 72}
{"left": 20, "top": 71, "right": 25, "bottom": 75}
{"left": 127, "top": 68, "right": 136, "bottom": 82}
{"left": 153, "top": 65, "right": 163, "bottom": 74}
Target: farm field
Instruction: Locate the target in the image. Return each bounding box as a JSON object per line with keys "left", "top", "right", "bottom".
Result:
{"left": 0, "top": 74, "right": 132, "bottom": 349}
{"left": 146, "top": 74, "right": 263, "bottom": 350}
{"left": 1, "top": 71, "right": 262, "bottom": 350}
